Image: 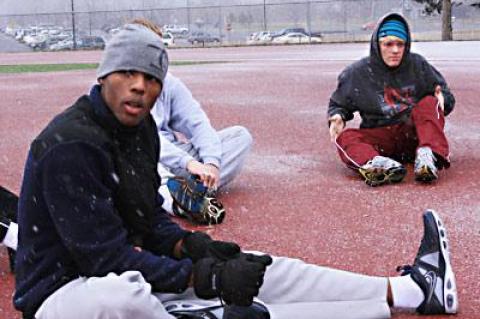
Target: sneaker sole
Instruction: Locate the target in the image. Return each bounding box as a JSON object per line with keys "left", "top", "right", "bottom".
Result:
{"left": 415, "top": 165, "right": 438, "bottom": 182}
{"left": 163, "top": 300, "right": 222, "bottom": 318}
{"left": 427, "top": 209, "right": 458, "bottom": 314}
{"left": 172, "top": 197, "right": 226, "bottom": 225}
{"left": 359, "top": 165, "right": 406, "bottom": 187}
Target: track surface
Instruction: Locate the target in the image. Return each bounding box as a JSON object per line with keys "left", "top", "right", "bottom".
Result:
{"left": 1, "top": 42, "right": 479, "bottom": 318}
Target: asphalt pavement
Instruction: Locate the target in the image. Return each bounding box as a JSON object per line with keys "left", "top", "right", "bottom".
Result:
{"left": 0, "top": 32, "right": 32, "bottom": 53}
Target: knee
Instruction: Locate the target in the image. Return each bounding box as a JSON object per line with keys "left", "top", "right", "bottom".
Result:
{"left": 412, "top": 95, "right": 439, "bottom": 116}
{"left": 336, "top": 128, "right": 358, "bottom": 146}
{"left": 89, "top": 272, "right": 160, "bottom": 316}
{"left": 230, "top": 126, "right": 253, "bottom": 150}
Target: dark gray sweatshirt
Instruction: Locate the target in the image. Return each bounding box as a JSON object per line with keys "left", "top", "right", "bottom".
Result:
{"left": 328, "top": 13, "right": 455, "bottom": 129}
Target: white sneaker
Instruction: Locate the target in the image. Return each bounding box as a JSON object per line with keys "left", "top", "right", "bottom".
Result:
{"left": 415, "top": 147, "right": 438, "bottom": 182}
{"left": 358, "top": 156, "right": 406, "bottom": 186}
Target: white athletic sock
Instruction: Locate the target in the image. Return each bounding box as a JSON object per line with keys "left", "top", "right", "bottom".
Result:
{"left": 158, "top": 185, "right": 173, "bottom": 215}
{"left": 2, "top": 221, "right": 18, "bottom": 250}
{"left": 389, "top": 275, "right": 425, "bottom": 309}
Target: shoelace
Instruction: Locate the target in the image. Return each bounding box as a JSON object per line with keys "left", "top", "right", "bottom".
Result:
{"left": 417, "top": 150, "right": 436, "bottom": 166}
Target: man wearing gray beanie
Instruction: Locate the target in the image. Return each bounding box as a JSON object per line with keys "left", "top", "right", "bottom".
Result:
{"left": 13, "top": 23, "right": 272, "bottom": 319}
{"left": 97, "top": 23, "right": 169, "bottom": 86}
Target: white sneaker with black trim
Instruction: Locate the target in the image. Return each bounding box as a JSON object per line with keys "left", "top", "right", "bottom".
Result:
{"left": 397, "top": 210, "right": 458, "bottom": 315}
{"left": 415, "top": 147, "right": 438, "bottom": 182}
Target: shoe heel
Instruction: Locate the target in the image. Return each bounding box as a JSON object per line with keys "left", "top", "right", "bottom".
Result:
{"left": 428, "top": 210, "right": 458, "bottom": 314}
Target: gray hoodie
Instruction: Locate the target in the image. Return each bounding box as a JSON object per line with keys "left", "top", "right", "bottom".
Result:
{"left": 328, "top": 13, "right": 455, "bottom": 129}
{"left": 151, "top": 73, "right": 221, "bottom": 170}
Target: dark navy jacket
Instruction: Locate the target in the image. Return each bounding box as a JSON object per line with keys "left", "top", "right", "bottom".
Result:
{"left": 14, "top": 86, "right": 191, "bottom": 318}
{"left": 328, "top": 13, "right": 455, "bottom": 128}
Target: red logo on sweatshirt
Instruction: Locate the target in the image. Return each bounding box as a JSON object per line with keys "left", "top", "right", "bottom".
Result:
{"left": 380, "top": 86, "right": 415, "bottom": 115}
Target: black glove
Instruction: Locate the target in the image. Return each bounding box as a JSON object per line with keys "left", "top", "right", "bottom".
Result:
{"left": 181, "top": 231, "right": 240, "bottom": 262}
{"left": 193, "top": 253, "right": 273, "bottom": 307}
{"left": 223, "top": 301, "right": 270, "bottom": 319}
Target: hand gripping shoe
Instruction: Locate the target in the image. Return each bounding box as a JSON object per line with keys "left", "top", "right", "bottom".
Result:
{"left": 358, "top": 156, "right": 406, "bottom": 186}
{"left": 167, "top": 175, "right": 225, "bottom": 225}
{"left": 397, "top": 209, "right": 458, "bottom": 315}
{"left": 0, "top": 185, "right": 18, "bottom": 273}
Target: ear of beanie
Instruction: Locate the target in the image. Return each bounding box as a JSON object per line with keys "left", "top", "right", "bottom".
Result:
{"left": 96, "top": 24, "right": 168, "bottom": 83}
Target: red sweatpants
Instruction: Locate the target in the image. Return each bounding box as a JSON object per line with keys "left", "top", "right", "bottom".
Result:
{"left": 335, "top": 96, "right": 450, "bottom": 169}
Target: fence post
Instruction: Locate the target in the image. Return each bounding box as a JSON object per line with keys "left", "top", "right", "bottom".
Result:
{"left": 71, "top": 0, "right": 77, "bottom": 50}
{"left": 186, "top": 0, "right": 191, "bottom": 31}
{"left": 263, "top": 0, "right": 267, "bottom": 31}
{"left": 307, "top": 1, "right": 312, "bottom": 41}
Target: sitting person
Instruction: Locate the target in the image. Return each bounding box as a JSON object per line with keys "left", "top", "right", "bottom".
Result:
{"left": 134, "top": 18, "right": 253, "bottom": 224}
{"left": 13, "top": 23, "right": 457, "bottom": 319}
{"left": 328, "top": 13, "right": 454, "bottom": 186}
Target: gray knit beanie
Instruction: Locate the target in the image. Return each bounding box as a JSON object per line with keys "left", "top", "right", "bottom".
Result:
{"left": 96, "top": 24, "right": 168, "bottom": 83}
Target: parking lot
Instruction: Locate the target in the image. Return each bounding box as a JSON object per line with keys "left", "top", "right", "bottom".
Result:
{"left": 1, "top": 42, "right": 479, "bottom": 318}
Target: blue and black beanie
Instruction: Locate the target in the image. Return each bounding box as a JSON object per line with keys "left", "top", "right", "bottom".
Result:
{"left": 378, "top": 18, "right": 408, "bottom": 41}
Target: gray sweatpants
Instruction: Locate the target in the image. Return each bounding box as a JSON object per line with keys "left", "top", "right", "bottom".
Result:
{"left": 34, "top": 255, "right": 391, "bottom": 319}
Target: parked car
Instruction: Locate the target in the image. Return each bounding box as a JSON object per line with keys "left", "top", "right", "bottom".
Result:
{"left": 162, "top": 32, "right": 174, "bottom": 47}
{"left": 162, "top": 24, "right": 189, "bottom": 36}
{"left": 77, "top": 36, "right": 105, "bottom": 50}
{"left": 246, "top": 31, "right": 272, "bottom": 44}
{"left": 49, "top": 38, "right": 74, "bottom": 51}
{"left": 188, "top": 32, "right": 221, "bottom": 45}
{"left": 271, "top": 27, "right": 322, "bottom": 39}
{"left": 271, "top": 32, "right": 322, "bottom": 44}
{"left": 361, "top": 21, "right": 376, "bottom": 31}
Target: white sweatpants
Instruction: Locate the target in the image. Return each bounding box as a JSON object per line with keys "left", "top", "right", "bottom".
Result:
{"left": 34, "top": 255, "right": 391, "bottom": 319}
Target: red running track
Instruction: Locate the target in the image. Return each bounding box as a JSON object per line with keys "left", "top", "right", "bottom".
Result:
{"left": 1, "top": 43, "right": 479, "bottom": 318}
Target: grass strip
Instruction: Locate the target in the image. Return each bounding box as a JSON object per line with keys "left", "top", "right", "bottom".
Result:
{"left": 0, "top": 60, "right": 228, "bottom": 74}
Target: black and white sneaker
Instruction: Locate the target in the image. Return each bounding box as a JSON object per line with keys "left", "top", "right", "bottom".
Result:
{"left": 167, "top": 175, "right": 225, "bottom": 225}
{"left": 164, "top": 300, "right": 270, "bottom": 319}
{"left": 397, "top": 209, "right": 458, "bottom": 315}
{"left": 165, "top": 301, "right": 221, "bottom": 318}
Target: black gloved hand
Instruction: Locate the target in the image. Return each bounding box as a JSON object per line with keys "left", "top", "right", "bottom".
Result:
{"left": 193, "top": 253, "right": 273, "bottom": 307}
{"left": 181, "top": 231, "right": 240, "bottom": 262}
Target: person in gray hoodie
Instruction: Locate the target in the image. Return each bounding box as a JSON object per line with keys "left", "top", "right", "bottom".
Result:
{"left": 152, "top": 73, "right": 252, "bottom": 214}
{"left": 129, "top": 18, "right": 252, "bottom": 224}
{"left": 328, "top": 13, "right": 454, "bottom": 186}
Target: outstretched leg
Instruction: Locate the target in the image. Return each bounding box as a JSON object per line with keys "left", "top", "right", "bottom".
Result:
{"left": 257, "top": 210, "right": 457, "bottom": 318}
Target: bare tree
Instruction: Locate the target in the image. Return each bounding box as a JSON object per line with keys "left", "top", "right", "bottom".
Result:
{"left": 441, "top": 0, "right": 452, "bottom": 40}
{"left": 413, "top": 0, "right": 480, "bottom": 40}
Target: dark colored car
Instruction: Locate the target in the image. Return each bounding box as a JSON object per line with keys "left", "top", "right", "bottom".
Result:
{"left": 78, "top": 36, "right": 105, "bottom": 50}
{"left": 187, "top": 32, "right": 221, "bottom": 45}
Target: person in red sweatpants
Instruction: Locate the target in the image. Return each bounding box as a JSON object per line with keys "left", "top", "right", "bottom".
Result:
{"left": 328, "top": 13, "right": 454, "bottom": 186}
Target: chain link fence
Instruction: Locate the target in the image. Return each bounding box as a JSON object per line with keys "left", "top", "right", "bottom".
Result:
{"left": 1, "top": 0, "right": 479, "bottom": 50}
